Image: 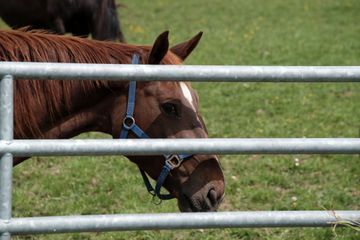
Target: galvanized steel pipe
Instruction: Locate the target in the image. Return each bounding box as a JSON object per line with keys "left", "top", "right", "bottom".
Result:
{"left": 0, "top": 138, "right": 360, "bottom": 156}
{"left": 0, "top": 75, "right": 13, "bottom": 240}
{"left": 0, "top": 211, "right": 359, "bottom": 234}
{"left": 0, "top": 62, "right": 360, "bottom": 82}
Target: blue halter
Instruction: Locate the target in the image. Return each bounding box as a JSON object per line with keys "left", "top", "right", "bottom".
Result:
{"left": 119, "top": 54, "right": 192, "bottom": 200}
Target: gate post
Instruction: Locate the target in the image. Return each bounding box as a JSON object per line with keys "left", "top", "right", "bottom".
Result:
{"left": 0, "top": 75, "right": 14, "bottom": 240}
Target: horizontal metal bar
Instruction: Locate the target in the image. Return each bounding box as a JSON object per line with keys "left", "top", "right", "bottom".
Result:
{"left": 1, "top": 62, "right": 360, "bottom": 82}
{"left": 0, "top": 211, "right": 359, "bottom": 234}
{"left": 1, "top": 138, "right": 360, "bottom": 156}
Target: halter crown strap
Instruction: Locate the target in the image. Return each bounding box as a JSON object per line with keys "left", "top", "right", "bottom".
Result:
{"left": 119, "top": 54, "right": 191, "bottom": 201}
{"left": 119, "top": 55, "right": 149, "bottom": 139}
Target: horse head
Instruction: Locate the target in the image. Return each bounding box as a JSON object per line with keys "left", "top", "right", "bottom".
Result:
{"left": 110, "top": 32, "right": 225, "bottom": 212}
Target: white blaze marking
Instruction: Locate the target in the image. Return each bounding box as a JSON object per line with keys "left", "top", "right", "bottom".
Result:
{"left": 180, "top": 82, "right": 195, "bottom": 110}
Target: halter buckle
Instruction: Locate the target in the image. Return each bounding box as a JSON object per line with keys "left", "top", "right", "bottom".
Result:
{"left": 123, "top": 115, "right": 136, "bottom": 130}
{"left": 165, "top": 155, "right": 182, "bottom": 170}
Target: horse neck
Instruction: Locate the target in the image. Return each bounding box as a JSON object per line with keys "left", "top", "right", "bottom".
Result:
{"left": 14, "top": 80, "right": 127, "bottom": 140}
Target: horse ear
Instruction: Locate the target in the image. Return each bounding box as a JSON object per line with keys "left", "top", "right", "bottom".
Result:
{"left": 148, "top": 31, "right": 169, "bottom": 64}
{"left": 170, "top": 32, "right": 203, "bottom": 61}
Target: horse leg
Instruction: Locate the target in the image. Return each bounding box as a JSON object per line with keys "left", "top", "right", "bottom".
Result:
{"left": 52, "top": 17, "right": 65, "bottom": 34}
{"left": 92, "top": 0, "right": 124, "bottom": 41}
{"left": 117, "top": 15, "right": 126, "bottom": 42}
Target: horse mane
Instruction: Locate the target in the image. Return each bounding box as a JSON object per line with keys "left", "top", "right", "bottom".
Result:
{"left": 0, "top": 29, "right": 181, "bottom": 138}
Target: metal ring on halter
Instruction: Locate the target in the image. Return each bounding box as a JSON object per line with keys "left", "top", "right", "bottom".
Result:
{"left": 165, "top": 155, "right": 182, "bottom": 169}
{"left": 122, "top": 115, "right": 136, "bottom": 130}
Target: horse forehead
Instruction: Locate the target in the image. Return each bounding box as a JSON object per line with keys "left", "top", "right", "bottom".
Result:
{"left": 179, "top": 82, "right": 195, "bottom": 109}
{"left": 149, "top": 82, "right": 196, "bottom": 109}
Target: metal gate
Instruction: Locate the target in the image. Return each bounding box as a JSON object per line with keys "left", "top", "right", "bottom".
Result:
{"left": 1, "top": 62, "right": 360, "bottom": 238}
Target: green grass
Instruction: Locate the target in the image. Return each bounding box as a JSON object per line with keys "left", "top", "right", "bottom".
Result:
{"left": 1, "top": 0, "right": 359, "bottom": 239}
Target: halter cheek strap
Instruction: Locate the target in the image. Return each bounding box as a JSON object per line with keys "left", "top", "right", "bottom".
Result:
{"left": 119, "top": 54, "right": 191, "bottom": 200}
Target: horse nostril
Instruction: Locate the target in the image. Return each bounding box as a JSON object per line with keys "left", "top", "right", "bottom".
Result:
{"left": 207, "top": 188, "right": 218, "bottom": 206}
{"left": 182, "top": 193, "right": 200, "bottom": 212}
{"left": 180, "top": 189, "right": 220, "bottom": 212}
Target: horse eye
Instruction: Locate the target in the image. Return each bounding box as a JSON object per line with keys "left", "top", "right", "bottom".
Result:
{"left": 161, "top": 102, "right": 180, "bottom": 117}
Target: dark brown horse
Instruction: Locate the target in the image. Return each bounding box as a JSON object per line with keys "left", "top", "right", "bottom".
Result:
{"left": 0, "top": 0, "right": 125, "bottom": 41}
{"left": 0, "top": 29, "right": 225, "bottom": 212}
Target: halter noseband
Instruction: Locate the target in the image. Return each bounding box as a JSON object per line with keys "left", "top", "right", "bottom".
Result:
{"left": 119, "top": 54, "right": 191, "bottom": 200}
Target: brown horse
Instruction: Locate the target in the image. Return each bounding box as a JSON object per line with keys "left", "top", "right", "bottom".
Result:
{"left": 0, "top": 29, "right": 225, "bottom": 212}
{"left": 0, "top": 0, "right": 125, "bottom": 42}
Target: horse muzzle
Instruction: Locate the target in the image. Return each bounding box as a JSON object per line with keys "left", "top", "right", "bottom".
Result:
{"left": 176, "top": 157, "right": 225, "bottom": 212}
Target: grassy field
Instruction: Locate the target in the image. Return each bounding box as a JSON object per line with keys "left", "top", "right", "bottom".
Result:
{"left": 1, "top": 0, "right": 359, "bottom": 239}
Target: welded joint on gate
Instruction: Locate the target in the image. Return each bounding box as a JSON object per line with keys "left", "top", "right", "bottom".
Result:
{"left": 0, "top": 221, "right": 11, "bottom": 240}
{"left": 0, "top": 219, "right": 11, "bottom": 224}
